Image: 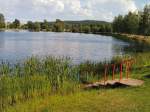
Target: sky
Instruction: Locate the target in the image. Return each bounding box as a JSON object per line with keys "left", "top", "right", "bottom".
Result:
{"left": 0, "top": 0, "right": 149, "bottom": 22}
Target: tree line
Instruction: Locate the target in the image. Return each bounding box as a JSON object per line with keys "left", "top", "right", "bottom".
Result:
{"left": 0, "top": 14, "right": 112, "bottom": 33}
{"left": 0, "top": 4, "right": 150, "bottom": 35}
{"left": 22, "top": 19, "right": 112, "bottom": 33}
{"left": 113, "top": 4, "right": 150, "bottom": 36}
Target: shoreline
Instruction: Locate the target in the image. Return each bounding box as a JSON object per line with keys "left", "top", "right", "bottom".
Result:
{"left": 1, "top": 29, "right": 150, "bottom": 49}
{"left": 1, "top": 29, "right": 150, "bottom": 42}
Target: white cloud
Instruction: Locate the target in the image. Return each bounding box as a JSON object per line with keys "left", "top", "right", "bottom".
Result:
{"left": 0, "top": 0, "right": 138, "bottom": 22}
{"left": 34, "top": 0, "right": 64, "bottom": 12}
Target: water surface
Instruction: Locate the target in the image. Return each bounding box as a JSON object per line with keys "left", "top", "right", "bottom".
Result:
{"left": 0, "top": 31, "right": 129, "bottom": 63}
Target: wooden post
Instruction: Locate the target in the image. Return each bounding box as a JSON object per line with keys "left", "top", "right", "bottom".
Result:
{"left": 128, "top": 61, "right": 132, "bottom": 79}
{"left": 126, "top": 61, "right": 129, "bottom": 79}
{"left": 120, "top": 62, "right": 123, "bottom": 81}
{"left": 112, "top": 64, "right": 115, "bottom": 80}
{"left": 104, "top": 65, "right": 108, "bottom": 85}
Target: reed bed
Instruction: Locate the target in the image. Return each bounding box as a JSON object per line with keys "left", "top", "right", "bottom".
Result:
{"left": 0, "top": 57, "right": 79, "bottom": 111}
{"left": 1, "top": 53, "right": 149, "bottom": 111}
{"left": 0, "top": 56, "right": 123, "bottom": 111}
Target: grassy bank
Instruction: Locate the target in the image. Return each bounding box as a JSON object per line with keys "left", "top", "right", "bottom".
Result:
{"left": 6, "top": 78, "right": 150, "bottom": 112}
{"left": 4, "top": 53, "right": 150, "bottom": 112}
{"left": 0, "top": 56, "right": 123, "bottom": 111}
{"left": 97, "top": 33, "right": 150, "bottom": 52}
{"left": 111, "top": 33, "right": 150, "bottom": 45}
{"left": 0, "top": 51, "right": 150, "bottom": 112}
{"left": 95, "top": 32, "right": 150, "bottom": 44}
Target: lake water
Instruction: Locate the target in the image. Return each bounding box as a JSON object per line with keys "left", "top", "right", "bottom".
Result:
{"left": 0, "top": 31, "right": 129, "bottom": 63}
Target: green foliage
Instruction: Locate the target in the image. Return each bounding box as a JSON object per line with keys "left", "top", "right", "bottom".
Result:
{"left": 9, "top": 19, "right": 20, "bottom": 29}
{"left": 90, "top": 25, "right": 99, "bottom": 33}
{"left": 113, "top": 15, "right": 124, "bottom": 33}
{"left": 105, "top": 24, "right": 112, "bottom": 32}
{"left": 53, "top": 19, "right": 65, "bottom": 32}
{"left": 0, "top": 57, "right": 80, "bottom": 111}
{"left": 34, "top": 22, "right": 41, "bottom": 32}
{"left": 41, "top": 20, "right": 51, "bottom": 31}
{"left": 0, "top": 56, "right": 126, "bottom": 111}
{"left": 123, "top": 12, "right": 139, "bottom": 34}
{"left": 5, "top": 53, "right": 150, "bottom": 112}
{"left": 27, "top": 21, "right": 41, "bottom": 32}
{"left": 27, "top": 21, "right": 34, "bottom": 31}
{"left": 0, "top": 13, "right": 5, "bottom": 29}
{"left": 139, "top": 5, "right": 150, "bottom": 35}
{"left": 0, "top": 52, "right": 150, "bottom": 111}
{"left": 23, "top": 19, "right": 112, "bottom": 33}
{"left": 113, "top": 4, "right": 150, "bottom": 36}
{"left": 82, "top": 25, "right": 91, "bottom": 33}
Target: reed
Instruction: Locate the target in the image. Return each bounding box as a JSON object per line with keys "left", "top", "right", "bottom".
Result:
{"left": 0, "top": 56, "right": 79, "bottom": 111}
{"left": 1, "top": 53, "right": 150, "bottom": 111}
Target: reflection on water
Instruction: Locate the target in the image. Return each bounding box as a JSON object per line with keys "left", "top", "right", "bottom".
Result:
{"left": 0, "top": 32, "right": 129, "bottom": 63}
{"left": 0, "top": 32, "right": 5, "bottom": 48}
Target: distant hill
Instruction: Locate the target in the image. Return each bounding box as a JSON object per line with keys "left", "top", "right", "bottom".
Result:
{"left": 49, "top": 20, "right": 111, "bottom": 25}
{"left": 63, "top": 20, "right": 110, "bottom": 25}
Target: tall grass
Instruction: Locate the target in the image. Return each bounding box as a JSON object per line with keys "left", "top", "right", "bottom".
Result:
{"left": 0, "top": 57, "right": 79, "bottom": 111}
{"left": 1, "top": 53, "right": 149, "bottom": 111}
{"left": 78, "top": 57, "right": 122, "bottom": 83}
{"left": 132, "top": 52, "right": 150, "bottom": 68}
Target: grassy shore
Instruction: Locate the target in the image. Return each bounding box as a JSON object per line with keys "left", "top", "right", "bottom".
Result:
{"left": 0, "top": 51, "right": 149, "bottom": 112}
{"left": 0, "top": 56, "right": 121, "bottom": 111}
{"left": 95, "top": 32, "right": 150, "bottom": 45}
{"left": 112, "top": 33, "right": 150, "bottom": 45}
{"left": 5, "top": 53, "right": 150, "bottom": 112}
{"left": 100, "top": 33, "right": 150, "bottom": 52}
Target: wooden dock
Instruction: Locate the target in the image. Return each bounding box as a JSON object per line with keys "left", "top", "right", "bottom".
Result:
{"left": 84, "top": 78, "right": 144, "bottom": 89}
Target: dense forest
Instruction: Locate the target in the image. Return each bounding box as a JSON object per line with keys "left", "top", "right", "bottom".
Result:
{"left": 113, "top": 4, "right": 150, "bottom": 36}
{"left": 0, "top": 4, "right": 150, "bottom": 35}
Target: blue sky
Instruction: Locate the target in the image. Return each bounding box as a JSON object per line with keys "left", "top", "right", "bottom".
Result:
{"left": 136, "top": 0, "right": 149, "bottom": 9}
{"left": 0, "top": 0, "right": 149, "bottom": 22}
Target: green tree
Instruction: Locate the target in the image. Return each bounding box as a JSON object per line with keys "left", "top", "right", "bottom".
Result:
{"left": 71, "top": 25, "right": 80, "bottom": 33}
{"left": 12, "top": 19, "right": 20, "bottom": 29}
{"left": 82, "top": 25, "right": 91, "bottom": 33}
{"left": 41, "top": 19, "right": 50, "bottom": 31}
{"left": 139, "top": 4, "right": 150, "bottom": 35}
{"left": 105, "top": 24, "right": 112, "bottom": 33}
{"left": 123, "top": 12, "right": 139, "bottom": 34}
{"left": 27, "top": 21, "right": 41, "bottom": 32}
{"left": 99, "top": 25, "right": 106, "bottom": 32}
{"left": 79, "top": 24, "right": 83, "bottom": 33}
{"left": 0, "top": 13, "right": 5, "bottom": 29}
{"left": 27, "top": 21, "right": 34, "bottom": 31}
{"left": 53, "top": 19, "right": 64, "bottom": 32}
{"left": 34, "top": 22, "right": 41, "bottom": 32}
{"left": 21, "top": 24, "right": 28, "bottom": 29}
{"left": 91, "top": 25, "right": 99, "bottom": 33}
{"left": 113, "top": 15, "right": 124, "bottom": 33}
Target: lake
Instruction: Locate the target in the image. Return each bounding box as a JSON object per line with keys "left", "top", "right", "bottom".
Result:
{"left": 0, "top": 31, "right": 129, "bottom": 64}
